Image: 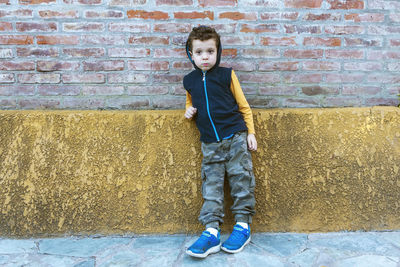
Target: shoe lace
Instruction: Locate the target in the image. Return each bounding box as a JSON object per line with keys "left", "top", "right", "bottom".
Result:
{"left": 228, "top": 228, "right": 246, "bottom": 243}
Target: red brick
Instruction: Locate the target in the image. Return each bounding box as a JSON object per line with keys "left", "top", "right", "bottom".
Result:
{"left": 325, "top": 73, "right": 365, "bottom": 83}
{"left": 127, "top": 10, "right": 169, "bottom": 20}
{"left": 303, "top": 13, "right": 341, "bottom": 21}
{"left": 259, "top": 86, "right": 298, "bottom": 96}
{"left": 284, "top": 98, "right": 320, "bottom": 108}
{"left": 81, "top": 35, "right": 125, "bottom": 45}
{"left": 63, "top": 23, "right": 104, "bottom": 32}
{"left": 0, "top": 74, "right": 14, "bottom": 83}
{"left": 19, "top": 0, "right": 55, "bottom": 4}
{"left": 220, "top": 61, "right": 256, "bottom": 71}
{"left": 0, "top": 35, "right": 34, "bottom": 45}
{"left": 128, "top": 61, "right": 169, "bottom": 71}
{"left": 303, "top": 37, "right": 341, "bottom": 46}
{"left": 342, "top": 86, "right": 381, "bottom": 95}
{"left": 238, "top": 73, "right": 280, "bottom": 83}
{"left": 261, "top": 37, "right": 296, "bottom": 46}
{"left": 390, "top": 39, "right": 400, "bottom": 46}
{"left": 222, "top": 49, "right": 237, "bottom": 58}
{"left": 327, "top": 0, "right": 364, "bottom": 9}
{"left": 284, "top": 73, "right": 323, "bottom": 83}
{"left": 326, "top": 49, "right": 363, "bottom": 59}
{"left": 241, "top": 24, "right": 279, "bottom": 33}
{"left": 284, "top": 0, "right": 322, "bottom": 8}
{"left": 248, "top": 97, "right": 280, "bottom": 108}
{"left": 105, "top": 97, "right": 149, "bottom": 110}
{"left": 284, "top": 25, "right": 321, "bottom": 34}
{"left": 0, "top": 0, "right": 10, "bottom": 4}
{"left": 85, "top": 10, "right": 123, "bottom": 18}
{"left": 18, "top": 73, "right": 60, "bottom": 83}
{"left": 0, "top": 61, "right": 35, "bottom": 71}
{"left": 19, "top": 99, "right": 61, "bottom": 109}
{"left": 199, "top": 0, "right": 236, "bottom": 7}
{"left": 127, "top": 86, "right": 169, "bottom": 95}
{"left": 156, "top": 0, "right": 192, "bottom": 5}
{"left": 38, "top": 85, "right": 81, "bottom": 96}
{"left": 344, "top": 62, "right": 382, "bottom": 71}
{"left": 17, "top": 47, "right": 58, "bottom": 57}
{"left": 16, "top": 22, "right": 57, "bottom": 32}
{"left": 37, "top": 61, "right": 80, "bottom": 71}
{"left": 0, "top": 85, "right": 35, "bottom": 96}
{"left": 172, "top": 61, "right": 192, "bottom": 70}
{"left": 0, "top": 22, "right": 12, "bottom": 31}
{"left": 109, "top": 23, "right": 150, "bottom": 32}
{"left": 83, "top": 60, "right": 124, "bottom": 71}
{"left": 82, "top": 86, "right": 124, "bottom": 95}
{"left": 365, "top": 98, "right": 399, "bottom": 107}
{"left": 219, "top": 12, "right": 257, "bottom": 21}
{"left": 302, "top": 86, "right": 340, "bottom": 96}
{"left": 39, "top": 10, "right": 77, "bottom": 18}
{"left": 260, "top": 12, "right": 298, "bottom": 20}
{"left": 344, "top": 37, "right": 382, "bottom": 47}
{"left": 63, "top": 48, "right": 104, "bottom": 58}
{"left": 302, "top": 61, "right": 341, "bottom": 71}
{"left": 154, "top": 23, "right": 191, "bottom": 33}
{"left": 63, "top": 73, "right": 105, "bottom": 84}
{"left": 325, "top": 25, "right": 364, "bottom": 34}
{"left": 284, "top": 49, "right": 323, "bottom": 59}
{"left": 129, "top": 36, "right": 169, "bottom": 45}
{"left": 174, "top": 11, "right": 214, "bottom": 20}
{"left": 37, "top": 35, "right": 79, "bottom": 45}
{"left": 242, "top": 48, "right": 280, "bottom": 58}
{"left": 222, "top": 36, "right": 255, "bottom": 45}
{"left": 154, "top": 48, "right": 186, "bottom": 58}
{"left": 108, "top": 73, "right": 149, "bottom": 83}
{"left": 153, "top": 74, "right": 183, "bottom": 83}
{"left": 62, "top": 98, "right": 105, "bottom": 109}
{"left": 0, "top": 9, "right": 32, "bottom": 18}
{"left": 108, "top": 48, "right": 150, "bottom": 58}
{"left": 259, "top": 61, "right": 299, "bottom": 71}
{"left": 345, "top": 13, "right": 384, "bottom": 22}
{"left": 172, "top": 85, "right": 186, "bottom": 95}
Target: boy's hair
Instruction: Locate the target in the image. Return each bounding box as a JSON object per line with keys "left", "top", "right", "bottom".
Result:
{"left": 187, "top": 26, "right": 220, "bottom": 52}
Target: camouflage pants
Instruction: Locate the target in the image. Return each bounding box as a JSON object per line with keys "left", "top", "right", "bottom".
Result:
{"left": 199, "top": 131, "right": 256, "bottom": 229}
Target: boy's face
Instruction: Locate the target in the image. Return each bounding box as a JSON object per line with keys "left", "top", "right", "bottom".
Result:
{"left": 190, "top": 39, "right": 217, "bottom": 72}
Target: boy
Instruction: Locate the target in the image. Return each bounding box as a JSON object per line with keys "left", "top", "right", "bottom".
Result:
{"left": 183, "top": 26, "right": 257, "bottom": 258}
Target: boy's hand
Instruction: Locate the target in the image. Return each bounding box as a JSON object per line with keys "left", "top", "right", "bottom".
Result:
{"left": 185, "top": 106, "right": 197, "bottom": 119}
{"left": 247, "top": 134, "right": 257, "bottom": 151}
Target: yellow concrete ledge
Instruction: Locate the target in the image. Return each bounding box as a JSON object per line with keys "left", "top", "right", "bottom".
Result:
{"left": 0, "top": 107, "right": 399, "bottom": 237}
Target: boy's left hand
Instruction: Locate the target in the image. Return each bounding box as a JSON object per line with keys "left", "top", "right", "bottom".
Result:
{"left": 247, "top": 134, "right": 257, "bottom": 151}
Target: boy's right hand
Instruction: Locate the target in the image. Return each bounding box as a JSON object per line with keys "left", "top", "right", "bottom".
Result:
{"left": 185, "top": 106, "right": 197, "bottom": 119}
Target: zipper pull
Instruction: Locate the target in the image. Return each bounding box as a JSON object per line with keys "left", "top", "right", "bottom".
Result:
{"left": 202, "top": 71, "right": 206, "bottom": 82}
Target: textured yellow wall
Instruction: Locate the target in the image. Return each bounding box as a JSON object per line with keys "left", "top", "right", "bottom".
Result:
{"left": 0, "top": 107, "right": 399, "bottom": 237}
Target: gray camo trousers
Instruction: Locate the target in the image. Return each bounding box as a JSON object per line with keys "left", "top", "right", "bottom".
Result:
{"left": 199, "top": 131, "right": 256, "bottom": 229}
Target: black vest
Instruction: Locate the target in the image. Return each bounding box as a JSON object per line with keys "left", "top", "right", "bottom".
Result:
{"left": 183, "top": 67, "right": 247, "bottom": 143}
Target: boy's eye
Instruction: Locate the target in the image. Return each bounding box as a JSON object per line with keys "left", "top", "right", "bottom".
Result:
{"left": 208, "top": 49, "right": 214, "bottom": 54}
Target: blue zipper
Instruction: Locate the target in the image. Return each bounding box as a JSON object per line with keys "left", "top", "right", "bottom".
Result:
{"left": 203, "top": 71, "right": 220, "bottom": 142}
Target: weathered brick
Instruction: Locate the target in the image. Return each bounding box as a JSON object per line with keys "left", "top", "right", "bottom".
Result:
{"left": 19, "top": 98, "right": 61, "bottom": 109}
{"left": 342, "top": 85, "right": 381, "bottom": 95}
{"left": 127, "top": 85, "right": 169, "bottom": 95}
{"left": 63, "top": 48, "right": 104, "bottom": 58}
{"left": 0, "top": 61, "right": 35, "bottom": 71}
{"left": 221, "top": 61, "right": 256, "bottom": 71}
{"left": 66, "top": 0, "right": 102, "bottom": 4}
{"left": 63, "top": 73, "right": 105, "bottom": 84}
{"left": 222, "top": 49, "right": 238, "bottom": 58}
{"left": 172, "top": 85, "right": 186, "bottom": 95}
{"left": 156, "top": 0, "right": 192, "bottom": 5}
{"left": 16, "top": 22, "right": 57, "bottom": 32}
{"left": 239, "top": 0, "right": 281, "bottom": 7}
{"left": 259, "top": 86, "right": 298, "bottom": 95}
{"left": 388, "top": 62, "right": 400, "bottom": 71}
{"left": 344, "top": 37, "right": 382, "bottom": 47}
{"left": 248, "top": 96, "right": 280, "bottom": 108}
{"left": 129, "top": 36, "right": 169, "bottom": 45}
{"left": 83, "top": 60, "right": 125, "bottom": 71}
{"left": 284, "top": 49, "right": 323, "bottom": 59}
{"left": 82, "top": 85, "right": 124, "bottom": 95}
{"left": 325, "top": 25, "right": 364, "bottom": 35}
{"left": 303, "top": 13, "right": 341, "bottom": 21}
{"left": 63, "top": 23, "right": 104, "bottom": 32}
{"left": 222, "top": 36, "right": 255, "bottom": 45}
{"left": 154, "top": 48, "right": 186, "bottom": 58}
{"left": 284, "top": 73, "right": 323, "bottom": 83}
{"left": 261, "top": 37, "right": 296, "bottom": 46}
{"left": 368, "top": 26, "right": 400, "bottom": 35}
{"left": 17, "top": 47, "right": 58, "bottom": 57}
{"left": 174, "top": 11, "right": 214, "bottom": 20}
{"left": 390, "top": 39, "right": 400, "bottom": 46}
{"left": 367, "top": 74, "right": 400, "bottom": 83}
{"left": 302, "top": 85, "right": 339, "bottom": 96}
{"left": 39, "top": 10, "right": 77, "bottom": 18}
{"left": 81, "top": 35, "right": 125, "bottom": 45}
{"left": 388, "top": 86, "right": 400, "bottom": 95}
{"left": 153, "top": 74, "right": 183, "bottom": 83}
{"left": 172, "top": 61, "right": 192, "bottom": 70}
{"left": 37, "top": 35, "right": 79, "bottom": 45}
{"left": 283, "top": 98, "right": 320, "bottom": 108}
{"left": 259, "top": 61, "right": 299, "bottom": 71}
{"left": 63, "top": 97, "right": 105, "bottom": 109}
{"left": 365, "top": 98, "right": 399, "bottom": 106}
{"left": 207, "top": 23, "right": 237, "bottom": 33}
{"left": 127, "top": 10, "right": 169, "bottom": 20}
{"left": 18, "top": 73, "right": 60, "bottom": 83}
{"left": 219, "top": 12, "right": 257, "bottom": 21}
{"left": 38, "top": 85, "right": 81, "bottom": 95}
{"left": 0, "top": 22, "right": 12, "bottom": 31}
{"left": 322, "top": 97, "right": 362, "bottom": 107}
{"left": 326, "top": 73, "right": 365, "bottom": 83}
{"left": 345, "top": 13, "right": 385, "bottom": 22}
{"left": 0, "top": 9, "right": 32, "bottom": 18}
{"left": 199, "top": 0, "right": 237, "bottom": 7}
{"left": 0, "top": 48, "right": 13, "bottom": 58}
{"left": 85, "top": 10, "right": 124, "bottom": 18}
{"left": 302, "top": 61, "right": 341, "bottom": 71}
{"left": 154, "top": 23, "right": 191, "bottom": 33}
{"left": 284, "top": 0, "right": 322, "bottom": 8}
{"left": 0, "top": 74, "right": 15, "bottom": 83}
{"left": 0, "top": 35, "right": 34, "bottom": 45}
{"left": 105, "top": 97, "right": 150, "bottom": 110}
{"left": 128, "top": 61, "right": 169, "bottom": 71}
{"left": 327, "top": 0, "right": 364, "bottom": 9}
{"left": 152, "top": 96, "right": 185, "bottom": 109}
{"left": 109, "top": 23, "right": 150, "bottom": 32}
{"left": 108, "top": 48, "right": 150, "bottom": 58}
{"left": 242, "top": 48, "right": 280, "bottom": 58}
{"left": 260, "top": 12, "right": 298, "bottom": 20}
{"left": 110, "top": 0, "right": 146, "bottom": 5}
{"left": 0, "top": 0, "right": 11, "bottom": 5}
{"left": 108, "top": 73, "right": 149, "bottom": 83}
{"left": 238, "top": 73, "right": 280, "bottom": 83}
{"left": 344, "top": 62, "right": 382, "bottom": 71}
{"left": 368, "top": 0, "right": 400, "bottom": 10}
{"left": 367, "top": 51, "right": 400, "bottom": 60}
{"left": 284, "top": 25, "right": 321, "bottom": 34}
{"left": 326, "top": 49, "right": 364, "bottom": 59}
{"left": 0, "top": 85, "right": 35, "bottom": 96}
{"left": 389, "top": 14, "right": 400, "bottom": 22}
{"left": 241, "top": 24, "right": 279, "bottom": 33}
{"left": 303, "top": 37, "right": 341, "bottom": 46}
{"left": 19, "top": 0, "right": 56, "bottom": 4}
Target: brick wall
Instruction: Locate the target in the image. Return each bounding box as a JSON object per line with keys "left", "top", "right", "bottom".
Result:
{"left": 0, "top": 0, "right": 399, "bottom": 109}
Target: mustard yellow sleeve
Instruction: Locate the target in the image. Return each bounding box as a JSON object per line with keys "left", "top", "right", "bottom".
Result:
{"left": 185, "top": 91, "right": 193, "bottom": 110}
{"left": 230, "top": 70, "right": 255, "bottom": 135}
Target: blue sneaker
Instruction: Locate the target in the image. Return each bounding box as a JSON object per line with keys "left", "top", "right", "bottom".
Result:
{"left": 186, "top": 230, "right": 221, "bottom": 258}
{"left": 221, "top": 224, "right": 251, "bottom": 253}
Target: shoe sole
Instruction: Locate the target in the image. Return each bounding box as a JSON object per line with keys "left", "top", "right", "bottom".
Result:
{"left": 221, "top": 236, "right": 251, "bottom": 254}
{"left": 186, "top": 243, "right": 221, "bottom": 258}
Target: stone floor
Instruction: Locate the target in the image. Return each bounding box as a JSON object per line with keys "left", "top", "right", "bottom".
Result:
{"left": 0, "top": 231, "right": 400, "bottom": 266}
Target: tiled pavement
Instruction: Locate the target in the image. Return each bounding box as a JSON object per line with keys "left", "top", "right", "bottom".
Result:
{"left": 0, "top": 231, "right": 400, "bottom": 266}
